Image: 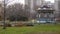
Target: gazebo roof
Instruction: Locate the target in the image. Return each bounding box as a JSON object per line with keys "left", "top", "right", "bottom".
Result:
{"left": 36, "top": 8, "right": 55, "bottom": 13}
{"left": 36, "top": 5, "right": 55, "bottom": 13}
{"left": 37, "top": 7, "right": 55, "bottom": 11}
{"left": 41, "top": 5, "right": 50, "bottom": 8}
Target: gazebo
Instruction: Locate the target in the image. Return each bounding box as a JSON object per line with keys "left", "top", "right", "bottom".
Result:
{"left": 36, "top": 5, "right": 55, "bottom": 23}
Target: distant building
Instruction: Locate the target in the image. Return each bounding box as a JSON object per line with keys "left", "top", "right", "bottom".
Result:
{"left": 25, "top": 0, "right": 44, "bottom": 19}
{"left": 25, "top": 0, "right": 44, "bottom": 9}
{"left": 54, "top": 0, "right": 60, "bottom": 21}
{"left": 55, "top": 0, "right": 59, "bottom": 11}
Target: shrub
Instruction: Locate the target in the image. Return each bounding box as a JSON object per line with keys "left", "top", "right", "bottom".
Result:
{"left": 9, "top": 15, "right": 28, "bottom": 21}
{"left": 5, "top": 23, "right": 11, "bottom": 27}
{"left": 25, "top": 22, "right": 34, "bottom": 26}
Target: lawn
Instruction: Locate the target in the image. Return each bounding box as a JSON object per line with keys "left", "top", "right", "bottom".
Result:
{"left": 0, "top": 24, "right": 60, "bottom": 34}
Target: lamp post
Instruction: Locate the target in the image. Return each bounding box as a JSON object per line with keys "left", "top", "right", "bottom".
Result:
{"left": 3, "top": 0, "right": 6, "bottom": 29}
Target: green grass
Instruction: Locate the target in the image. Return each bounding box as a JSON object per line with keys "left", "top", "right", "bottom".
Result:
{"left": 0, "top": 24, "right": 60, "bottom": 34}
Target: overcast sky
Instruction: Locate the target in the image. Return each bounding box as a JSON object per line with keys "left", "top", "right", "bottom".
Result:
{"left": 0, "top": 0, "right": 54, "bottom": 6}
{"left": 0, "top": 0, "right": 54, "bottom": 3}
{"left": 7, "top": 0, "right": 25, "bottom": 6}
{"left": 45, "top": 0, "right": 54, "bottom": 3}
